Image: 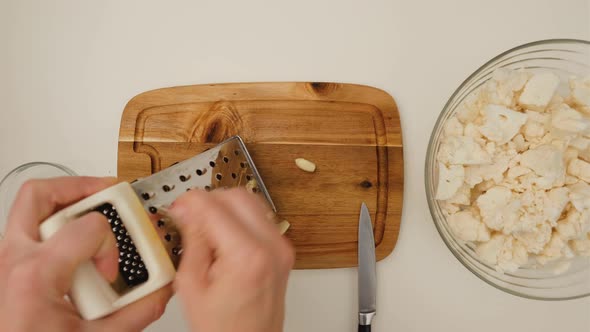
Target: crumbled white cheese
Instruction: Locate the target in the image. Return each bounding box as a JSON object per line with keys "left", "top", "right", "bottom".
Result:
{"left": 569, "top": 76, "right": 590, "bottom": 108}
{"left": 475, "top": 234, "right": 528, "bottom": 272}
{"left": 568, "top": 182, "right": 590, "bottom": 212}
{"left": 543, "top": 187, "right": 570, "bottom": 226}
{"left": 551, "top": 103, "right": 590, "bottom": 135}
{"left": 478, "top": 104, "right": 528, "bottom": 144}
{"left": 513, "top": 222, "right": 552, "bottom": 254}
{"left": 438, "top": 136, "right": 492, "bottom": 165}
{"left": 456, "top": 93, "right": 481, "bottom": 123}
{"left": 464, "top": 154, "right": 511, "bottom": 188}
{"left": 570, "top": 234, "right": 590, "bottom": 256}
{"left": 507, "top": 165, "right": 532, "bottom": 179}
{"left": 567, "top": 158, "right": 590, "bottom": 183}
{"left": 537, "top": 234, "right": 574, "bottom": 265}
{"left": 448, "top": 210, "right": 490, "bottom": 242}
{"left": 557, "top": 209, "right": 590, "bottom": 240}
{"left": 569, "top": 137, "right": 590, "bottom": 151}
{"left": 476, "top": 186, "right": 521, "bottom": 231}
{"left": 446, "top": 184, "right": 471, "bottom": 205}
{"left": 518, "top": 72, "right": 560, "bottom": 111}
{"left": 435, "top": 163, "right": 465, "bottom": 200}
{"left": 443, "top": 116, "right": 464, "bottom": 137}
{"left": 439, "top": 202, "right": 460, "bottom": 216}
{"left": 520, "top": 144, "right": 565, "bottom": 188}
{"left": 512, "top": 134, "right": 527, "bottom": 152}
{"left": 436, "top": 68, "right": 590, "bottom": 274}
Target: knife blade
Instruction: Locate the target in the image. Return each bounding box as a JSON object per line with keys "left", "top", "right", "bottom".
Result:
{"left": 358, "top": 202, "right": 376, "bottom": 331}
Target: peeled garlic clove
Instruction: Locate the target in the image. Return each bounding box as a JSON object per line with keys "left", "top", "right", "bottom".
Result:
{"left": 277, "top": 220, "right": 291, "bottom": 235}
{"left": 295, "top": 158, "right": 316, "bottom": 172}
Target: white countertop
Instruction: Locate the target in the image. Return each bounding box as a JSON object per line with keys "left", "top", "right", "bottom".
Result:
{"left": 1, "top": 1, "right": 589, "bottom": 331}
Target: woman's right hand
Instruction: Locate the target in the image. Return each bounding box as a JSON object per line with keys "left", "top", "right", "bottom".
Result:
{"left": 170, "top": 189, "right": 295, "bottom": 332}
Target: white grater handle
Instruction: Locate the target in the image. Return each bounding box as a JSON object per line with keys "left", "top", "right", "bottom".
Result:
{"left": 39, "top": 182, "right": 176, "bottom": 320}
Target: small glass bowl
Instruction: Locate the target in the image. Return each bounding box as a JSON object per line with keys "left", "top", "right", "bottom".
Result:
{"left": 0, "top": 162, "right": 76, "bottom": 237}
{"left": 425, "top": 39, "right": 590, "bottom": 300}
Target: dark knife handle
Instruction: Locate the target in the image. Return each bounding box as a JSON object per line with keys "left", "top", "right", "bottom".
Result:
{"left": 358, "top": 324, "right": 371, "bottom": 332}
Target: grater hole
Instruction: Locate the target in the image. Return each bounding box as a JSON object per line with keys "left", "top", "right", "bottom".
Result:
{"left": 196, "top": 169, "right": 203, "bottom": 176}
{"left": 246, "top": 175, "right": 252, "bottom": 181}
{"left": 164, "top": 234, "right": 172, "bottom": 242}
{"left": 149, "top": 206, "right": 157, "bottom": 214}
{"left": 234, "top": 150, "right": 240, "bottom": 156}
{"left": 204, "top": 185, "right": 211, "bottom": 192}
{"left": 95, "top": 203, "right": 149, "bottom": 288}
{"left": 223, "top": 156, "right": 229, "bottom": 163}
{"left": 240, "top": 162, "right": 247, "bottom": 168}
{"left": 252, "top": 187, "right": 258, "bottom": 193}
{"left": 157, "top": 220, "right": 165, "bottom": 228}
{"left": 141, "top": 192, "right": 151, "bottom": 200}
{"left": 162, "top": 184, "right": 175, "bottom": 192}
{"left": 172, "top": 247, "right": 182, "bottom": 256}
{"left": 209, "top": 161, "right": 216, "bottom": 167}
{"left": 216, "top": 173, "right": 223, "bottom": 181}
{"left": 179, "top": 174, "right": 191, "bottom": 182}
{"left": 231, "top": 173, "right": 237, "bottom": 179}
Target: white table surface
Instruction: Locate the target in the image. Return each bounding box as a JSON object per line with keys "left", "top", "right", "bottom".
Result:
{"left": 2, "top": 0, "right": 590, "bottom": 331}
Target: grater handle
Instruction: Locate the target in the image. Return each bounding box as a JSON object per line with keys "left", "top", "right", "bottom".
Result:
{"left": 39, "top": 182, "right": 176, "bottom": 320}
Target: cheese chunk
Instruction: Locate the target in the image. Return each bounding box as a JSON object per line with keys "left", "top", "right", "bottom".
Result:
{"left": 443, "top": 116, "right": 464, "bottom": 137}
{"left": 437, "top": 136, "right": 491, "bottom": 165}
{"left": 568, "top": 182, "right": 590, "bottom": 212}
{"left": 513, "top": 222, "right": 552, "bottom": 254}
{"left": 475, "top": 186, "right": 520, "bottom": 231}
{"left": 435, "top": 163, "right": 464, "bottom": 200}
{"left": 551, "top": 103, "right": 590, "bottom": 135}
{"left": 569, "top": 76, "right": 590, "bottom": 108}
{"left": 448, "top": 210, "right": 491, "bottom": 242}
{"left": 520, "top": 144, "right": 565, "bottom": 187}
{"left": 475, "top": 234, "right": 528, "bottom": 272}
{"left": 478, "top": 104, "right": 528, "bottom": 144}
{"left": 571, "top": 234, "right": 590, "bottom": 256}
{"left": 518, "top": 72, "right": 560, "bottom": 111}
{"left": 567, "top": 158, "right": 590, "bottom": 183}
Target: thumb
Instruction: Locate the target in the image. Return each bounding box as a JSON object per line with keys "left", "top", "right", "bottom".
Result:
{"left": 41, "top": 212, "right": 117, "bottom": 295}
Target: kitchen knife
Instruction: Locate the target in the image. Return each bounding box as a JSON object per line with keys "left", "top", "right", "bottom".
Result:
{"left": 358, "top": 202, "right": 376, "bottom": 332}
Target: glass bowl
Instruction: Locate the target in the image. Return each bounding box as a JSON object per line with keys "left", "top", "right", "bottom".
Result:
{"left": 0, "top": 162, "right": 76, "bottom": 237}
{"left": 425, "top": 39, "right": 590, "bottom": 300}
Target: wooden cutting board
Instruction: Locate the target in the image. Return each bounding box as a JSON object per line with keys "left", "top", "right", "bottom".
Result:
{"left": 117, "top": 82, "right": 404, "bottom": 269}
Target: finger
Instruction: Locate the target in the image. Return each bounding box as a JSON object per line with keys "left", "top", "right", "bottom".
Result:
{"left": 211, "top": 189, "right": 280, "bottom": 243}
{"left": 212, "top": 190, "right": 296, "bottom": 273}
{"left": 6, "top": 176, "right": 116, "bottom": 239}
{"left": 169, "top": 190, "right": 258, "bottom": 256}
{"left": 169, "top": 190, "right": 257, "bottom": 289}
{"left": 175, "top": 222, "right": 213, "bottom": 292}
{"left": 91, "top": 285, "right": 172, "bottom": 332}
{"left": 92, "top": 231, "right": 119, "bottom": 283}
{"left": 41, "top": 212, "right": 115, "bottom": 294}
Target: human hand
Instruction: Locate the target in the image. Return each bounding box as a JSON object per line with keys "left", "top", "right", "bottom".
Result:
{"left": 170, "top": 189, "right": 295, "bottom": 332}
{"left": 0, "top": 177, "right": 172, "bottom": 332}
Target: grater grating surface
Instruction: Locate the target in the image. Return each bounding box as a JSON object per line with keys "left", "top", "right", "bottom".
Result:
{"left": 104, "top": 136, "right": 274, "bottom": 287}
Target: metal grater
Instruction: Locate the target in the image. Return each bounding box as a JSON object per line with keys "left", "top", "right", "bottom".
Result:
{"left": 38, "top": 135, "right": 276, "bottom": 319}
{"left": 95, "top": 136, "right": 275, "bottom": 288}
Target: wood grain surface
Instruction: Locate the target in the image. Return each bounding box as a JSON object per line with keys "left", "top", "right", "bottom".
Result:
{"left": 118, "top": 82, "right": 404, "bottom": 269}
